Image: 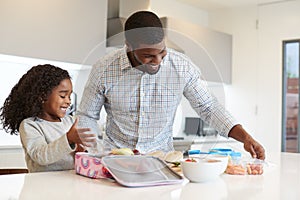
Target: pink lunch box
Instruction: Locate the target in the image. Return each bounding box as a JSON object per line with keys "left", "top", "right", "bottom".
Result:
{"left": 75, "top": 152, "right": 112, "bottom": 179}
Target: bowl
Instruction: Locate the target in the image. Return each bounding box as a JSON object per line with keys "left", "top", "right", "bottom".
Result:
{"left": 180, "top": 158, "right": 224, "bottom": 183}
{"left": 205, "top": 154, "right": 229, "bottom": 174}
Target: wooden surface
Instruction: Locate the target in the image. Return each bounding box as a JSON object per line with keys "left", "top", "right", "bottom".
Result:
{"left": 0, "top": 168, "right": 28, "bottom": 175}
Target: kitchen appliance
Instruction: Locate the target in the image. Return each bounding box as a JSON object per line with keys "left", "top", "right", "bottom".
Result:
{"left": 184, "top": 117, "right": 218, "bottom": 137}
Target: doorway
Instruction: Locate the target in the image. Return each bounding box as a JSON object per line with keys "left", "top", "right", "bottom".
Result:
{"left": 282, "top": 39, "right": 300, "bottom": 152}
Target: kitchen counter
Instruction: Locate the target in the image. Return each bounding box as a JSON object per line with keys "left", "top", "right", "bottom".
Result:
{"left": 1, "top": 152, "right": 299, "bottom": 200}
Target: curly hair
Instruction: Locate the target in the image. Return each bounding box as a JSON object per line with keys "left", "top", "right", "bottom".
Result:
{"left": 0, "top": 64, "right": 71, "bottom": 135}
{"left": 124, "top": 11, "right": 165, "bottom": 49}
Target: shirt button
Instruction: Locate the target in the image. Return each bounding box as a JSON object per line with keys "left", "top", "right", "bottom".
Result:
{"left": 141, "top": 112, "right": 145, "bottom": 116}
{"left": 141, "top": 92, "right": 145, "bottom": 97}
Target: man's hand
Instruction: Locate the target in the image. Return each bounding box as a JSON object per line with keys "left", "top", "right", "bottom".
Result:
{"left": 243, "top": 135, "right": 265, "bottom": 160}
{"left": 228, "top": 124, "right": 265, "bottom": 160}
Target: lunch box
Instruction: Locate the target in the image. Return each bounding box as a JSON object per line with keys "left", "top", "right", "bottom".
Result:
{"left": 75, "top": 152, "right": 112, "bottom": 179}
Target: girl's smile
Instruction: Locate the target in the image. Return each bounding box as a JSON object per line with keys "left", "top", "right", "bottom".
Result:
{"left": 40, "top": 78, "right": 73, "bottom": 122}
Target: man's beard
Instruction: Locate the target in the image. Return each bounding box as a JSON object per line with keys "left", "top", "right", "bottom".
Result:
{"left": 132, "top": 52, "right": 160, "bottom": 75}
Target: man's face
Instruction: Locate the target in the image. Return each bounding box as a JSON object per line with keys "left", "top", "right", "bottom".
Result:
{"left": 128, "top": 41, "right": 167, "bottom": 75}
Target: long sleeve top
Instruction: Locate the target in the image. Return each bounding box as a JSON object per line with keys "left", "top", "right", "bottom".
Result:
{"left": 77, "top": 47, "right": 237, "bottom": 153}
{"left": 19, "top": 115, "right": 75, "bottom": 172}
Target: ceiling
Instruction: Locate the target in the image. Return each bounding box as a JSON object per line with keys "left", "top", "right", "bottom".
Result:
{"left": 176, "top": 0, "right": 296, "bottom": 11}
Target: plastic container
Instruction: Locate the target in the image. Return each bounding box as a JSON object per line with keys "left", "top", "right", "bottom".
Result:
{"left": 225, "top": 151, "right": 247, "bottom": 175}
{"left": 209, "top": 148, "right": 233, "bottom": 156}
{"left": 229, "top": 152, "right": 242, "bottom": 165}
{"left": 102, "top": 155, "right": 184, "bottom": 187}
{"left": 188, "top": 148, "right": 232, "bottom": 157}
{"left": 246, "top": 158, "right": 264, "bottom": 175}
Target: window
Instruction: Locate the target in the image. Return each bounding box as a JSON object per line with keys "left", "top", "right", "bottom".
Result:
{"left": 282, "top": 40, "right": 300, "bottom": 152}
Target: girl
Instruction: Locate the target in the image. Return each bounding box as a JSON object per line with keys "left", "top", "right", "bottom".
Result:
{"left": 0, "top": 64, "right": 96, "bottom": 172}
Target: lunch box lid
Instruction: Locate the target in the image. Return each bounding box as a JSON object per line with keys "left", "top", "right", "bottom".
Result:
{"left": 101, "top": 155, "right": 184, "bottom": 187}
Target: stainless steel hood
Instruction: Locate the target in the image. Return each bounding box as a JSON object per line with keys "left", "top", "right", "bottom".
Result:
{"left": 106, "top": 17, "right": 126, "bottom": 48}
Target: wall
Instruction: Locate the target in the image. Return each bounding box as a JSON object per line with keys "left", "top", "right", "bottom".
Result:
{"left": 209, "top": 6, "right": 260, "bottom": 140}
{"left": 0, "top": 0, "right": 107, "bottom": 65}
{"left": 119, "top": 0, "right": 150, "bottom": 17}
{"left": 209, "top": 1, "right": 300, "bottom": 154}
{"left": 150, "top": 0, "right": 209, "bottom": 27}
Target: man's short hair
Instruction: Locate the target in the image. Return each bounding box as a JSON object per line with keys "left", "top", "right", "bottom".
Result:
{"left": 125, "top": 11, "right": 165, "bottom": 49}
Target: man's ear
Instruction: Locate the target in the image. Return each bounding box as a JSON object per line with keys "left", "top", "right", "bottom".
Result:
{"left": 125, "top": 41, "right": 133, "bottom": 52}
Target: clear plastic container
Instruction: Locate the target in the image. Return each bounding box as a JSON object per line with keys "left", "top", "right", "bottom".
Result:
{"left": 246, "top": 158, "right": 264, "bottom": 175}
{"left": 229, "top": 152, "right": 242, "bottom": 165}
{"left": 225, "top": 151, "right": 247, "bottom": 175}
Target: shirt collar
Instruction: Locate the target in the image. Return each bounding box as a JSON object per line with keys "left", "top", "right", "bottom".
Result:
{"left": 120, "top": 45, "right": 132, "bottom": 71}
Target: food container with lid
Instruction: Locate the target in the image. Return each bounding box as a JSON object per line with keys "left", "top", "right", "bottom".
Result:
{"left": 246, "top": 158, "right": 264, "bottom": 175}
{"left": 75, "top": 152, "right": 112, "bottom": 179}
{"left": 225, "top": 151, "right": 247, "bottom": 175}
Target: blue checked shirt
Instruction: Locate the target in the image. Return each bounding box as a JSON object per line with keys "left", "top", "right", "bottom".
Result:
{"left": 77, "top": 46, "right": 237, "bottom": 153}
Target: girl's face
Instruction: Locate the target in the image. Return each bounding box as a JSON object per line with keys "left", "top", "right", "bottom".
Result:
{"left": 40, "top": 78, "right": 72, "bottom": 122}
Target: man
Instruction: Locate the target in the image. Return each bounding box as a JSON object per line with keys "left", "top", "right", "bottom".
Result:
{"left": 77, "top": 11, "right": 265, "bottom": 159}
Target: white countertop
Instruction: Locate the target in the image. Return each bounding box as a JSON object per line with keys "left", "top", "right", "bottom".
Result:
{"left": 1, "top": 152, "right": 299, "bottom": 200}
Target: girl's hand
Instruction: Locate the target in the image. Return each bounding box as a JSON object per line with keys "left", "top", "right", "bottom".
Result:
{"left": 75, "top": 144, "right": 86, "bottom": 152}
{"left": 67, "top": 118, "right": 96, "bottom": 148}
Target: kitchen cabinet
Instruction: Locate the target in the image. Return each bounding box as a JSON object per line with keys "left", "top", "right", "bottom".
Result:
{"left": 161, "top": 17, "right": 232, "bottom": 84}
{"left": 0, "top": 145, "right": 26, "bottom": 169}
